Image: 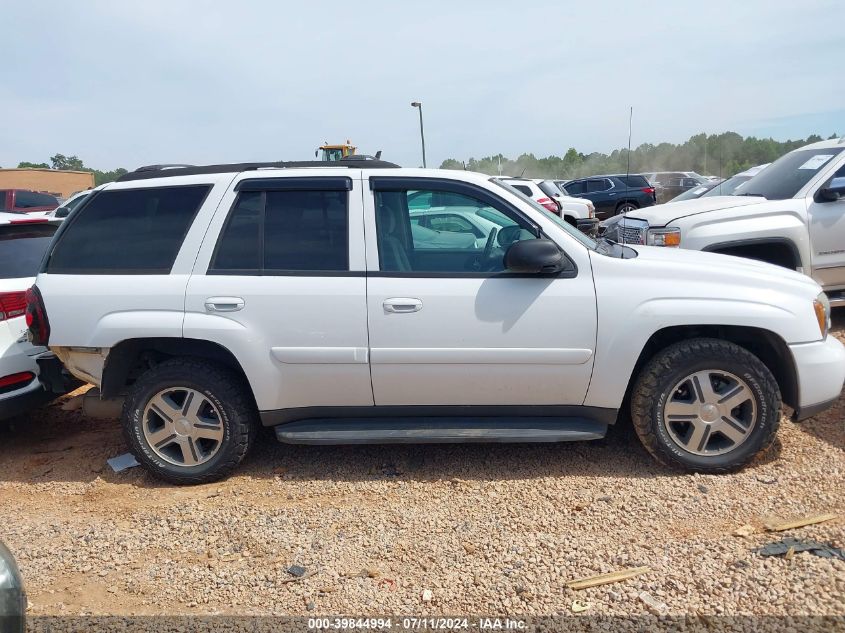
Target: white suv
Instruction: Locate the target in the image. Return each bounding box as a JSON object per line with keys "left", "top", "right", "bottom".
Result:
{"left": 27, "top": 160, "right": 845, "bottom": 484}
{"left": 496, "top": 177, "right": 596, "bottom": 232}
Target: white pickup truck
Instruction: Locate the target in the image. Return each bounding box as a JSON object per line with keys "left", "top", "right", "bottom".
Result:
{"left": 602, "top": 138, "right": 845, "bottom": 306}
{"left": 25, "top": 159, "right": 845, "bottom": 484}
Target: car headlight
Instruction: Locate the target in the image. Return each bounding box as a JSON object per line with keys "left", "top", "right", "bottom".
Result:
{"left": 647, "top": 227, "right": 681, "bottom": 247}
{"left": 587, "top": 201, "right": 595, "bottom": 218}
{"left": 0, "top": 542, "right": 25, "bottom": 633}
{"left": 814, "top": 292, "right": 831, "bottom": 338}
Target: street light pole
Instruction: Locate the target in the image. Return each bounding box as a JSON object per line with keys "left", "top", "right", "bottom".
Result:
{"left": 411, "top": 101, "right": 427, "bottom": 168}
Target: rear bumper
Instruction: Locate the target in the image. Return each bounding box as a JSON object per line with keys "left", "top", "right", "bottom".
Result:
{"left": 0, "top": 381, "right": 55, "bottom": 421}
{"left": 36, "top": 353, "right": 82, "bottom": 395}
{"left": 789, "top": 336, "right": 845, "bottom": 421}
{"left": 0, "top": 353, "right": 80, "bottom": 421}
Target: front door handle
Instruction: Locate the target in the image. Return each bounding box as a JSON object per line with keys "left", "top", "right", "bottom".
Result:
{"left": 205, "top": 297, "right": 245, "bottom": 312}
{"left": 383, "top": 298, "right": 423, "bottom": 313}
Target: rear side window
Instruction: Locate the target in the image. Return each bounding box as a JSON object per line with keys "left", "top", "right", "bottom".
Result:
{"left": 0, "top": 224, "right": 58, "bottom": 279}
{"left": 211, "top": 187, "right": 349, "bottom": 273}
{"left": 15, "top": 190, "right": 59, "bottom": 208}
{"left": 46, "top": 185, "right": 210, "bottom": 274}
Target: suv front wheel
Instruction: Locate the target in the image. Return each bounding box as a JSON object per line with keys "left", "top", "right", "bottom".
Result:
{"left": 122, "top": 358, "right": 257, "bottom": 484}
{"left": 631, "top": 338, "right": 781, "bottom": 473}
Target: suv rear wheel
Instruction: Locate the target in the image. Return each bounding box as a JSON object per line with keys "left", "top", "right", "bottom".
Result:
{"left": 122, "top": 358, "right": 257, "bottom": 484}
{"left": 616, "top": 202, "right": 638, "bottom": 215}
{"left": 630, "top": 338, "right": 780, "bottom": 472}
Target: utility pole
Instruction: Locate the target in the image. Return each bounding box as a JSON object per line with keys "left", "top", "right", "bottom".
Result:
{"left": 410, "top": 101, "right": 427, "bottom": 168}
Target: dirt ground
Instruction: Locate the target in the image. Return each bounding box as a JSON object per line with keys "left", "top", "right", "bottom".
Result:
{"left": 1, "top": 315, "right": 843, "bottom": 622}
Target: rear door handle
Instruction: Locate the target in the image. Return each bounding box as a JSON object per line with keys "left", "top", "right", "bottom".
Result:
{"left": 383, "top": 298, "right": 423, "bottom": 313}
{"left": 205, "top": 297, "right": 245, "bottom": 312}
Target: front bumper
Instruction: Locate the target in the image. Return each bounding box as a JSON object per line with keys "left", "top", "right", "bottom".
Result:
{"left": 789, "top": 336, "right": 845, "bottom": 421}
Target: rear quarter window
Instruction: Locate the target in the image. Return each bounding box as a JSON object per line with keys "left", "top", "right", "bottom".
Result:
{"left": 46, "top": 185, "right": 210, "bottom": 274}
{"left": 510, "top": 184, "right": 533, "bottom": 197}
{"left": 616, "top": 175, "right": 649, "bottom": 188}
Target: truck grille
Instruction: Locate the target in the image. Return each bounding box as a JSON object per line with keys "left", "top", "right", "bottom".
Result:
{"left": 620, "top": 225, "right": 645, "bottom": 245}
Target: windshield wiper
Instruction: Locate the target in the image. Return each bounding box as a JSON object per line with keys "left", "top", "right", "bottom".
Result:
{"left": 736, "top": 192, "right": 766, "bottom": 198}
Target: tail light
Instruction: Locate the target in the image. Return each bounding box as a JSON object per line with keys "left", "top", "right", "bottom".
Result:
{"left": 0, "top": 292, "right": 27, "bottom": 322}
{"left": 25, "top": 286, "right": 50, "bottom": 346}
{"left": 0, "top": 371, "right": 36, "bottom": 393}
{"left": 642, "top": 187, "right": 655, "bottom": 195}
{"left": 537, "top": 197, "right": 558, "bottom": 213}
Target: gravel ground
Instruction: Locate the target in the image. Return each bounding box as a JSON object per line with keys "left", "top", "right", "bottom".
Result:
{"left": 0, "top": 315, "right": 843, "bottom": 626}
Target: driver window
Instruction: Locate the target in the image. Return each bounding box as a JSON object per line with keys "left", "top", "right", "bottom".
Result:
{"left": 375, "top": 188, "right": 536, "bottom": 273}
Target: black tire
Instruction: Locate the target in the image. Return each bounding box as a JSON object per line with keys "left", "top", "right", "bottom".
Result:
{"left": 630, "top": 338, "right": 781, "bottom": 473}
{"left": 616, "top": 202, "right": 638, "bottom": 215}
{"left": 122, "top": 358, "right": 257, "bottom": 485}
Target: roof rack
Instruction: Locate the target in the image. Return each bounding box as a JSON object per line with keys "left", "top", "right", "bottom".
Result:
{"left": 116, "top": 159, "right": 401, "bottom": 182}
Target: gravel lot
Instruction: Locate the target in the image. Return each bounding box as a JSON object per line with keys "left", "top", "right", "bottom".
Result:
{"left": 1, "top": 315, "right": 843, "bottom": 625}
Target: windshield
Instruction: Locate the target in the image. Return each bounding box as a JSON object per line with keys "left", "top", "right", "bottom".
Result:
{"left": 732, "top": 148, "right": 844, "bottom": 200}
{"left": 671, "top": 184, "right": 714, "bottom": 201}
{"left": 701, "top": 175, "right": 750, "bottom": 197}
{"left": 490, "top": 178, "right": 597, "bottom": 249}
{"left": 0, "top": 224, "right": 58, "bottom": 279}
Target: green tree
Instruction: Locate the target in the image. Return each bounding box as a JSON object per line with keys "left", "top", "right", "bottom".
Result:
{"left": 50, "top": 154, "right": 86, "bottom": 171}
{"left": 439, "top": 131, "right": 837, "bottom": 179}
{"left": 17, "top": 161, "right": 50, "bottom": 169}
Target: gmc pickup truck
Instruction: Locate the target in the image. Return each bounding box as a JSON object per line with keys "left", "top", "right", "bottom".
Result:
{"left": 602, "top": 138, "right": 845, "bottom": 306}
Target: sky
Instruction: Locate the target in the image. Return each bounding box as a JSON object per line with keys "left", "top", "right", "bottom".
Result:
{"left": 1, "top": 0, "right": 843, "bottom": 170}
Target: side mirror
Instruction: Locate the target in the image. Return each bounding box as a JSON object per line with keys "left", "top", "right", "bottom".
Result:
{"left": 0, "top": 541, "right": 25, "bottom": 633}
{"left": 505, "top": 239, "right": 565, "bottom": 274}
{"left": 817, "top": 178, "right": 845, "bottom": 202}
{"left": 54, "top": 206, "right": 70, "bottom": 218}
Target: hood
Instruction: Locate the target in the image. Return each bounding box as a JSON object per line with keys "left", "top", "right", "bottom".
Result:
{"left": 625, "top": 195, "right": 767, "bottom": 226}
{"left": 628, "top": 245, "right": 820, "bottom": 296}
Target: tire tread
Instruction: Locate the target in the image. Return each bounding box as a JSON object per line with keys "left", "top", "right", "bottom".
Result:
{"left": 630, "top": 338, "right": 781, "bottom": 473}
{"left": 122, "top": 357, "right": 256, "bottom": 485}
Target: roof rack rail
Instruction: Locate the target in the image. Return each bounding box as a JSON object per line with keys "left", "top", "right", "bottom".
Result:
{"left": 116, "top": 159, "right": 401, "bottom": 182}
{"left": 134, "top": 164, "right": 197, "bottom": 172}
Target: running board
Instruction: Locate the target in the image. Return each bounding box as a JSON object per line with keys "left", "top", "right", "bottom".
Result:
{"left": 828, "top": 291, "right": 845, "bottom": 308}
{"left": 273, "top": 417, "right": 607, "bottom": 445}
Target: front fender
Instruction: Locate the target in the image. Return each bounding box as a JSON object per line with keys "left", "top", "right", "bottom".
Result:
{"left": 584, "top": 250, "right": 823, "bottom": 410}
{"left": 584, "top": 298, "right": 802, "bottom": 410}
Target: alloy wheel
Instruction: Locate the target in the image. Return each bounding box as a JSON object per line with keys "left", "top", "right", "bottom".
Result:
{"left": 662, "top": 370, "right": 757, "bottom": 456}
{"left": 142, "top": 388, "right": 225, "bottom": 466}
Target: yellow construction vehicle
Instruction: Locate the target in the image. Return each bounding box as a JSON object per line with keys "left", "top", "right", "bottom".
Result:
{"left": 316, "top": 140, "right": 383, "bottom": 162}
{"left": 316, "top": 140, "right": 357, "bottom": 161}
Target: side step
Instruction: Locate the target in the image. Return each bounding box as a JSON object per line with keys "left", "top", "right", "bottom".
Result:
{"left": 828, "top": 291, "right": 845, "bottom": 308}
{"left": 274, "top": 417, "right": 607, "bottom": 445}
